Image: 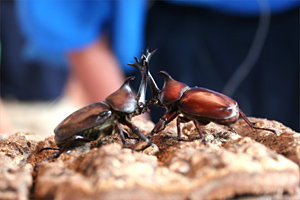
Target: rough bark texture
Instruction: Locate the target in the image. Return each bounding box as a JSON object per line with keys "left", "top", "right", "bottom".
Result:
{"left": 0, "top": 118, "right": 300, "bottom": 200}
{"left": 0, "top": 133, "right": 41, "bottom": 200}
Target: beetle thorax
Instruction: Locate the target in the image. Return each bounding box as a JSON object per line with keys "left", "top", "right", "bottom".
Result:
{"left": 104, "top": 78, "right": 137, "bottom": 114}
{"left": 159, "top": 78, "right": 189, "bottom": 106}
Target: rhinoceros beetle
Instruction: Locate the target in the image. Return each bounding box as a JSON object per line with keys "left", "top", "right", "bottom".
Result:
{"left": 35, "top": 52, "right": 153, "bottom": 168}
{"left": 140, "top": 49, "right": 278, "bottom": 142}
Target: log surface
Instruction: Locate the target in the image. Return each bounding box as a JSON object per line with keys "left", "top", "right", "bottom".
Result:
{"left": 0, "top": 118, "right": 299, "bottom": 200}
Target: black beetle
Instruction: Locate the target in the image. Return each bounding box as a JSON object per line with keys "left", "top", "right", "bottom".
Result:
{"left": 36, "top": 52, "right": 153, "bottom": 167}
{"left": 141, "top": 49, "right": 278, "bottom": 142}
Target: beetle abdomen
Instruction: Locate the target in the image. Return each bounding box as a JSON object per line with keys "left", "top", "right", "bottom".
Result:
{"left": 54, "top": 102, "right": 114, "bottom": 143}
{"left": 178, "top": 87, "right": 239, "bottom": 124}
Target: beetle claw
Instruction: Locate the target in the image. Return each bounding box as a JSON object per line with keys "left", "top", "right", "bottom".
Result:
{"left": 252, "top": 125, "right": 279, "bottom": 136}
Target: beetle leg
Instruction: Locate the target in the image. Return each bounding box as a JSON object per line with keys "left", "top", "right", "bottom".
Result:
{"left": 150, "top": 111, "right": 179, "bottom": 136}
{"left": 177, "top": 117, "right": 182, "bottom": 139}
{"left": 55, "top": 135, "right": 94, "bottom": 157}
{"left": 150, "top": 117, "right": 167, "bottom": 136}
{"left": 176, "top": 116, "right": 190, "bottom": 140}
{"left": 115, "top": 124, "right": 128, "bottom": 146}
{"left": 239, "top": 110, "right": 278, "bottom": 135}
{"left": 193, "top": 120, "right": 207, "bottom": 144}
{"left": 122, "top": 120, "right": 153, "bottom": 147}
{"left": 123, "top": 131, "right": 140, "bottom": 140}
{"left": 115, "top": 123, "right": 140, "bottom": 146}
{"left": 35, "top": 135, "right": 93, "bottom": 170}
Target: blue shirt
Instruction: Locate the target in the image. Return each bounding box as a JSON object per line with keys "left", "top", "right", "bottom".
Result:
{"left": 16, "top": 1, "right": 146, "bottom": 74}
{"left": 16, "top": 1, "right": 298, "bottom": 73}
{"left": 16, "top": 0, "right": 298, "bottom": 73}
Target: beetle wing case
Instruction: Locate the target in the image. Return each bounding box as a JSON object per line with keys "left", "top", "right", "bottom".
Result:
{"left": 178, "top": 87, "right": 240, "bottom": 124}
{"left": 54, "top": 102, "right": 113, "bottom": 143}
{"left": 104, "top": 76, "right": 138, "bottom": 114}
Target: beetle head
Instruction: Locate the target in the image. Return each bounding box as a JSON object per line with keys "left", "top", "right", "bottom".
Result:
{"left": 157, "top": 71, "right": 190, "bottom": 106}
{"left": 104, "top": 76, "right": 138, "bottom": 114}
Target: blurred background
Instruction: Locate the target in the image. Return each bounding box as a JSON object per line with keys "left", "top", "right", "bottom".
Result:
{"left": 1, "top": 0, "right": 299, "bottom": 138}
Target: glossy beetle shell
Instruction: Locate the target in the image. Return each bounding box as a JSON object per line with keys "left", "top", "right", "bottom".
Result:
{"left": 158, "top": 71, "right": 189, "bottom": 106}
{"left": 178, "top": 87, "right": 240, "bottom": 124}
{"left": 54, "top": 102, "right": 114, "bottom": 144}
{"left": 104, "top": 76, "right": 137, "bottom": 113}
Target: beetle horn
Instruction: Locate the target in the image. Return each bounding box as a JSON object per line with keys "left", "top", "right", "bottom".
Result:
{"left": 127, "top": 55, "right": 148, "bottom": 105}
{"left": 144, "top": 49, "right": 160, "bottom": 99}
{"left": 115, "top": 76, "right": 135, "bottom": 97}
{"left": 157, "top": 71, "right": 173, "bottom": 80}
{"left": 144, "top": 48, "right": 157, "bottom": 63}
{"left": 122, "top": 76, "right": 135, "bottom": 86}
{"left": 127, "top": 57, "right": 142, "bottom": 71}
{"left": 128, "top": 49, "right": 160, "bottom": 103}
{"left": 137, "top": 63, "right": 147, "bottom": 105}
{"left": 127, "top": 48, "right": 157, "bottom": 73}
{"left": 157, "top": 71, "right": 175, "bottom": 91}
{"left": 145, "top": 60, "right": 160, "bottom": 100}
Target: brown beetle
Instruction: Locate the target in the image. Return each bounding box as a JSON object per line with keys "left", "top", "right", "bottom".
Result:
{"left": 141, "top": 49, "right": 278, "bottom": 142}
{"left": 54, "top": 76, "right": 150, "bottom": 148}
{"left": 36, "top": 53, "right": 153, "bottom": 168}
